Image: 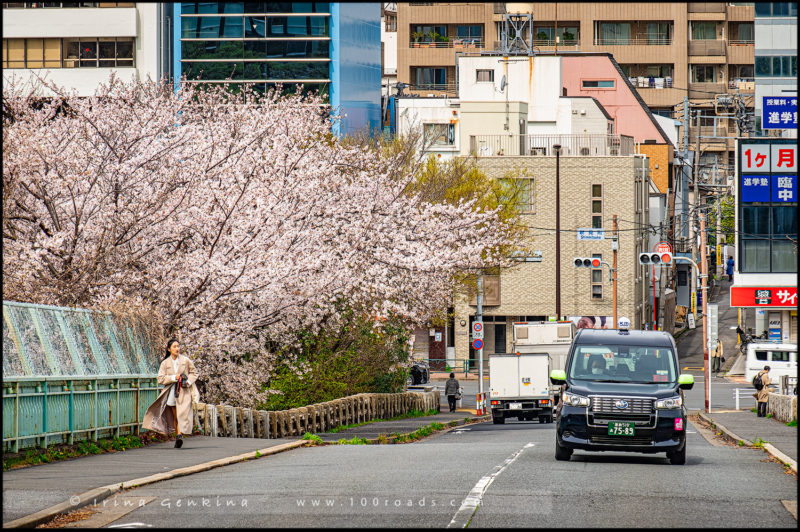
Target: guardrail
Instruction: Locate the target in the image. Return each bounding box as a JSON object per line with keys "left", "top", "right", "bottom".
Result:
{"left": 594, "top": 37, "right": 673, "bottom": 46}
{"left": 409, "top": 39, "right": 484, "bottom": 48}
{"left": 469, "top": 133, "right": 635, "bottom": 157}
{"left": 192, "top": 391, "right": 441, "bottom": 439}
{"left": 3, "top": 375, "right": 158, "bottom": 452}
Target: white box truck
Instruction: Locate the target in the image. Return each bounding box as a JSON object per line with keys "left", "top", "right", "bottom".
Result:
{"left": 511, "top": 321, "right": 576, "bottom": 405}
{"left": 489, "top": 352, "right": 553, "bottom": 424}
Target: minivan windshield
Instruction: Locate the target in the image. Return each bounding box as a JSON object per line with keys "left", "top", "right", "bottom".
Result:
{"left": 568, "top": 345, "right": 677, "bottom": 383}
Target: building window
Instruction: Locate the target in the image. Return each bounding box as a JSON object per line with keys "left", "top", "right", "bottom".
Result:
{"left": 691, "top": 65, "right": 716, "bottom": 83}
{"left": 737, "top": 22, "right": 754, "bottom": 42}
{"left": 499, "top": 177, "right": 534, "bottom": 213}
{"left": 411, "top": 24, "right": 446, "bottom": 42}
{"left": 582, "top": 79, "right": 615, "bottom": 88}
{"left": 456, "top": 25, "right": 483, "bottom": 40}
{"left": 597, "top": 22, "right": 631, "bottom": 45}
{"left": 754, "top": 2, "right": 798, "bottom": 17}
{"left": 591, "top": 253, "right": 603, "bottom": 299}
{"left": 592, "top": 184, "right": 603, "bottom": 229}
{"left": 646, "top": 22, "right": 671, "bottom": 44}
{"left": 2, "top": 37, "right": 133, "bottom": 68}
{"left": 385, "top": 13, "right": 396, "bottom": 32}
{"left": 476, "top": 69, "right": 493, "bottom": 82}
{"left": 691, "top": 22, "right": 717, "bottom": 40}
{"left": 1, "top": 2, "right": 134, "bottom": 7}
{"left": 181, "top": 3, "right": 331, "bottom": 14}
{"left": 645, "top": 65, "right": 673, "bottom": 78}
{"left": 423, "top": 123, "right": 455, "bottom": 146}
{"left": 755, "top": 55, "right": 797, "bottom": 77}
{"left": 412, "top": 66, "right": 446, "bottom": 89}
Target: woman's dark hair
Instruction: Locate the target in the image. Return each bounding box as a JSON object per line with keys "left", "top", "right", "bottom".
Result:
{"left": 450, "top": 372, "right": 455, "bottom": 379}
{"left": 164, "top": 338, "right": 179, "bottom": 360}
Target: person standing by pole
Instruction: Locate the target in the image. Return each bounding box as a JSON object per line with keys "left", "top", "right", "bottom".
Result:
{"left": 711, "top": 338, "right": 723, "bottom": 374}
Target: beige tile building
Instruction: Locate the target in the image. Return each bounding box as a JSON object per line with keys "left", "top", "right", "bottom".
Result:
{"left": 451, "top": 155, "right": 651, "bottom": 363}
{"left": 397, "top": 2, "right": 754, "bottom": 184}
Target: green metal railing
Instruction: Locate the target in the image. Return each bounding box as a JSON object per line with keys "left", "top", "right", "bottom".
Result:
{"left": 2, "top": 375, "right": 160, "bottom": 452}
{"left": 414, "top": 358, "right": 490, "bottom": 378}
{"left": 3, "top": 301, "right": 159, "bottom": 452}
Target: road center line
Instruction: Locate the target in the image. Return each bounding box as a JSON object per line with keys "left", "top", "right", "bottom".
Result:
{"left": 447, "top": 442, "right": 535, "bottom": 528}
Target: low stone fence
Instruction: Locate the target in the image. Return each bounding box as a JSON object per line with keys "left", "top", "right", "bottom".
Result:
{"left": 190, "top": 391, "right": 440, "bottom": 439}
{"left": 767, "top": 394, "right": 797, "bottom": 423}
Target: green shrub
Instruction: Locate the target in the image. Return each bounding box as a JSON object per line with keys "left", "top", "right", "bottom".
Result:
{"left": 785, "top": 420, "right": 797, "bottom": 427}
{"left": 301, "top": 432, "right": 324, "bottom": 445}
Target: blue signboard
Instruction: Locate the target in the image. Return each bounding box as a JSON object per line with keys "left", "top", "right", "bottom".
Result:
{"left": 762, "top": 97, "right": 798, "bottom": 129}
{"left": 741, "top": 174, "right": 771, "bottom": 202}
{"left": 771, "top": 174, "right": 797, "bottom": 202}
{"left": 577, "top": 229, "right": 605, "bottom": 241}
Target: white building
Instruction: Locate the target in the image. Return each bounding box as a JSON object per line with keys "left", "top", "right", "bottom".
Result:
{"left": 2, "top": 2, "right": 170, "bottom": 96}
{"left": 754, "top": 2, "right": 797, "bottom": 137}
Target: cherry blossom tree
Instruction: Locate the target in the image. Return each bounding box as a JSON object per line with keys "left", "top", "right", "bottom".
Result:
{"left": 3, "top": 75, "right": 518, "bottom": 406}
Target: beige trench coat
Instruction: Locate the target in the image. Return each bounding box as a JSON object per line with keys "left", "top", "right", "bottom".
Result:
{"left": 142, "top": 355, "right": 199, "bottom": 435}
{"left": 711, "top": 342, "right": 723, "bottom": 358}
{"left": 753, "top": 370, "right": 771, "bottom": 403}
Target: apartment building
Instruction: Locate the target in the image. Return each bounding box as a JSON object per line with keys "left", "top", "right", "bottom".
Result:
{"left": 396, "top": 2, "right": 756, "bottom": 186}
{"left": 2, "top": 2, "right": 170, "bottom": 96}
{"left": 753, "top": 1, "right": 797, "bottom": 137}
{"left": 174, "top": 2, "right": 381, "bottom": 136}
{"left": 398, "top": 53, "right": 653, "bottom": 364}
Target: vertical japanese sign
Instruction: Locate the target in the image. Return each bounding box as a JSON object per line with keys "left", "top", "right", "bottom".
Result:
{"left": 762, "top": 97, "right": 798, "bottom": 130}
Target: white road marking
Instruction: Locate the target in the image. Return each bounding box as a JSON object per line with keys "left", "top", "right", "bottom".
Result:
{"left": 447, "top": 442, "right": 535, "bottom": 528}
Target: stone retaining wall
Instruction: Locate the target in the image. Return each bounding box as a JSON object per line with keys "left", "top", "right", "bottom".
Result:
{"left": 190, "top": 391, "right": 440, "bottom": 439}
{"left": 767, "top": 394, "right": 797, "bottom": 423}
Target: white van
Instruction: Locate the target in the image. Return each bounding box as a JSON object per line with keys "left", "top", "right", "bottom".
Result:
{"left": 744, "top": 343, "right": 797, "bottom": 383}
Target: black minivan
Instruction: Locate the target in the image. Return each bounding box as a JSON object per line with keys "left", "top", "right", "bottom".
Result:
{"left": 549, "top": 327, "right": 694, "bottom": 465}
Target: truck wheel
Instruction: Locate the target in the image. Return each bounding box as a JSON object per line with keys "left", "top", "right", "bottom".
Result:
{"left": 493, "top": 414, "right": 505, "bottom": 425}
{"left": 667, "top": 445, "right": 686, "bottom": 465}
{"left": 555, "top": 439, "right": 572, "bottom": 461}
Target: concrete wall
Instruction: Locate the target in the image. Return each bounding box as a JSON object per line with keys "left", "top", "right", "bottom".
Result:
{"left": 2, "top": 7, "right": 137, "bottom": 38}
{"left": 397, "top": 97, "right": 461, "bottom": 158}
{"left": 459, "top": 100, "right": 528, "bottom": 152}
{"left": 767, "top": 394, "right": 797, "bottom": 423}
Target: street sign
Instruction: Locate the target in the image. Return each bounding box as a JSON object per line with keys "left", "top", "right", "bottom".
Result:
{"left": 472, "top": 321, "right": 484, "bottom": 339}
{"left": 577, "top": 229, "right": 605, "bottom": 241}
{"left": 472, "top": 338, "right": 483, "bottom": 350}
{"left": 653, "top": 241, "right": 672, "bottom": 254}
{"left": 708, "top": 303, "right": 718, "bottom": 349}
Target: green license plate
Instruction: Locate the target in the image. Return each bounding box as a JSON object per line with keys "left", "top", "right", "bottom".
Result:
{"left": 608, "top": 421, "right": 635, "bottom": 436}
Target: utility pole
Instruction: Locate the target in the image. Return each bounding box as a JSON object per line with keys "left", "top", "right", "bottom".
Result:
{"left": 554, "top": 144, "right": 562, "bottom": 320}
{"left": 716, "top": 185, "right": 722, "bottom": 280}
{"left": 613, "top": 214, "right": 618, "bottom": 329}
{"left": 700, "top": 213, "right": 710, "bottom": 413}
{"left": 691, "top": 109, "right": 701, "bottom": 319}
{"left": 657, "top": 221, "right": 668, "bottom": 331}
{"left": 477, "top": 273, "right": 484, "bottom": 415}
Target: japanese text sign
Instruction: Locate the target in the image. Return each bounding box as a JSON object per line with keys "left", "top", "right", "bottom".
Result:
{"left": 741, "top": 174, "right": 770, "bottom": 202}
{"left": 762, "top": 97, "right": 797, "bottom": 130}
{"left": 771, "top": 174, "right": 797, "bottom": 202}
{"left": 730, "top": 286, "right": 797, "bottom": 308}
{"left": 577, "top": 229, "right": 605, "bottom": 241}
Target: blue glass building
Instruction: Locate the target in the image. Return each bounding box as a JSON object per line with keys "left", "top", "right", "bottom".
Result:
{"left": 173, "top": 2, "right": 380, "bottom": 136}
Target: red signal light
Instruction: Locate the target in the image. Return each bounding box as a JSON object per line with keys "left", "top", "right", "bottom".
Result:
{"left": 661, "top": 253, "right": 672, "bottom": 264}
{"left": 591, "top": 258, "right": 601, "bottom": 267}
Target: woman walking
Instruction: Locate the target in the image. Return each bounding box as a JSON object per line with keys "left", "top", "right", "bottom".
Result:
{"left": 143, "top": 338, "right": 199, "bottom": 448}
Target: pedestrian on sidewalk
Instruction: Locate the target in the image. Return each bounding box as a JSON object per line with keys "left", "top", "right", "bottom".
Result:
{"left": 711, "top": 340, "right": 723, "bottom": 374}
{"left": 726, "top": 256, "right": 734, "bottom": 282}
{"left": 752, "top": 365, "right": 771, "bottom": 417}
{"left": 143, "top": 338, "right": 199, "bottom": 448}
{"left": 445, "top": 373, "right": 460, "bottom": 413}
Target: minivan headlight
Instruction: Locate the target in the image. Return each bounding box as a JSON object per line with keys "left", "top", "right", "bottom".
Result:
{"left": 563, "top": 392, "right": 590, "bottom": 408}
{"left": 655, "top": 396, "right": 683, "bottom": 409}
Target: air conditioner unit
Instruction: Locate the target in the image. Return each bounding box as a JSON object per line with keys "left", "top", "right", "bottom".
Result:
{"left": 572, "top": 109, "right": 578, "bottom": 114}
{"left": 580, "top": 109, "right": 586, "bottom": 115}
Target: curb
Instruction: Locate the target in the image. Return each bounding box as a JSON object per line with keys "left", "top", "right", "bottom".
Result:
{"left": 2, "top": 439, "right": 307, "bottom": 529}
{"left": 320, "top": 415, "right": 491, "bottom": 445}
{"left": 698, "top": 413, "right": 797, "bottom": 473}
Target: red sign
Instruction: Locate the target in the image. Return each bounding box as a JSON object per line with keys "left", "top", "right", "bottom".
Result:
{"left": 653, "top": 241, "right": 672, "bottom": 254}
{"left": 730, "top": 286, "right": 797, "bottom": 308}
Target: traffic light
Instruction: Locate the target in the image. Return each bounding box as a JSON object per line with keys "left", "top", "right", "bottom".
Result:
{"left": 574, "top": 257, "right": 602, "bottom": 268}
{"left": 639, "top": 252, "right": 673, "bottom": 265}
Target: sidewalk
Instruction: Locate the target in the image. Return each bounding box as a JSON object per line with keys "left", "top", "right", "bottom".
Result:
{"left": 700, "top": 410, "right": 798, "bottom": 464}
{"left": 2, "top": 436, "right": 297, "bottom": 526}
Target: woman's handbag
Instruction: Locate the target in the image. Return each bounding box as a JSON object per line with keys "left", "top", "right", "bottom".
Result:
{"left": 721, "top": 356, "right": 726, "bottom": 363}
{"left": 455, "top": 387, "right": 462, "bottom": 401}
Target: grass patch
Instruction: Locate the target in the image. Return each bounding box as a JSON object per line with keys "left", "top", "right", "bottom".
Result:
{"left": 750, "top": 408, "right": 757, "bottom": 413}
{"left": 391, "top": 420, "right": 452, "bottom": 444}
{"left": 738, "top": 440, "right": 744, "bottom": 446}
{"left": 752, "top": 437, "right": 766, "bottom": 448}
{"left": 785, "top": 419, "right": 797, "bottom": 427}
{"left": 2, "top": 433, "right": 158, "bottom": 471}
{"left": 765, "top": 413, "right": 772, "bottom": 418}
{"left": 449, "top": 420, "right": 458, "bottom": 427}
{"left": 337, "top": 436, "right": 368, "bottom": 445}
{"left": 301, "top": 432, "right": 324, "bottom": 445}
{"left": 255, "top": 450, "right": 262, "bottom": 458}
{"left": 376, "top": 434, "right": 389, "bottom": 444}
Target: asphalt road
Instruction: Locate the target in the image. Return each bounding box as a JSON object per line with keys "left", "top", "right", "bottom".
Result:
{"left": 100, "top": 417, "right": 796, "bottom": 528}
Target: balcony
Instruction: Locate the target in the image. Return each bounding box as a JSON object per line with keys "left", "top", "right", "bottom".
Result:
{"left": 593, "top": 37, "right": 673, "bottom": 46}
{"left": 688, "top": 40, "right": 726, "bottom": 56}
{"left": 688, "top": 3, "right": 725, "bottom": 13}
{"left": 688, "top": 82, "right": 726, "bottom": 98}
{"left": 728, "top": 78, "right": 755, "bottom": 93}
{"left": 468, "top": 134, "right": 635, "bottom": 157}
{"left": 408, "top": 83, "right": 458, "bottom": 97}
{"left": 409, "top": 39, "right": 485, "bottom": 49}
{"left": 727, "top": 43, "right": 754, "bottom": 64}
